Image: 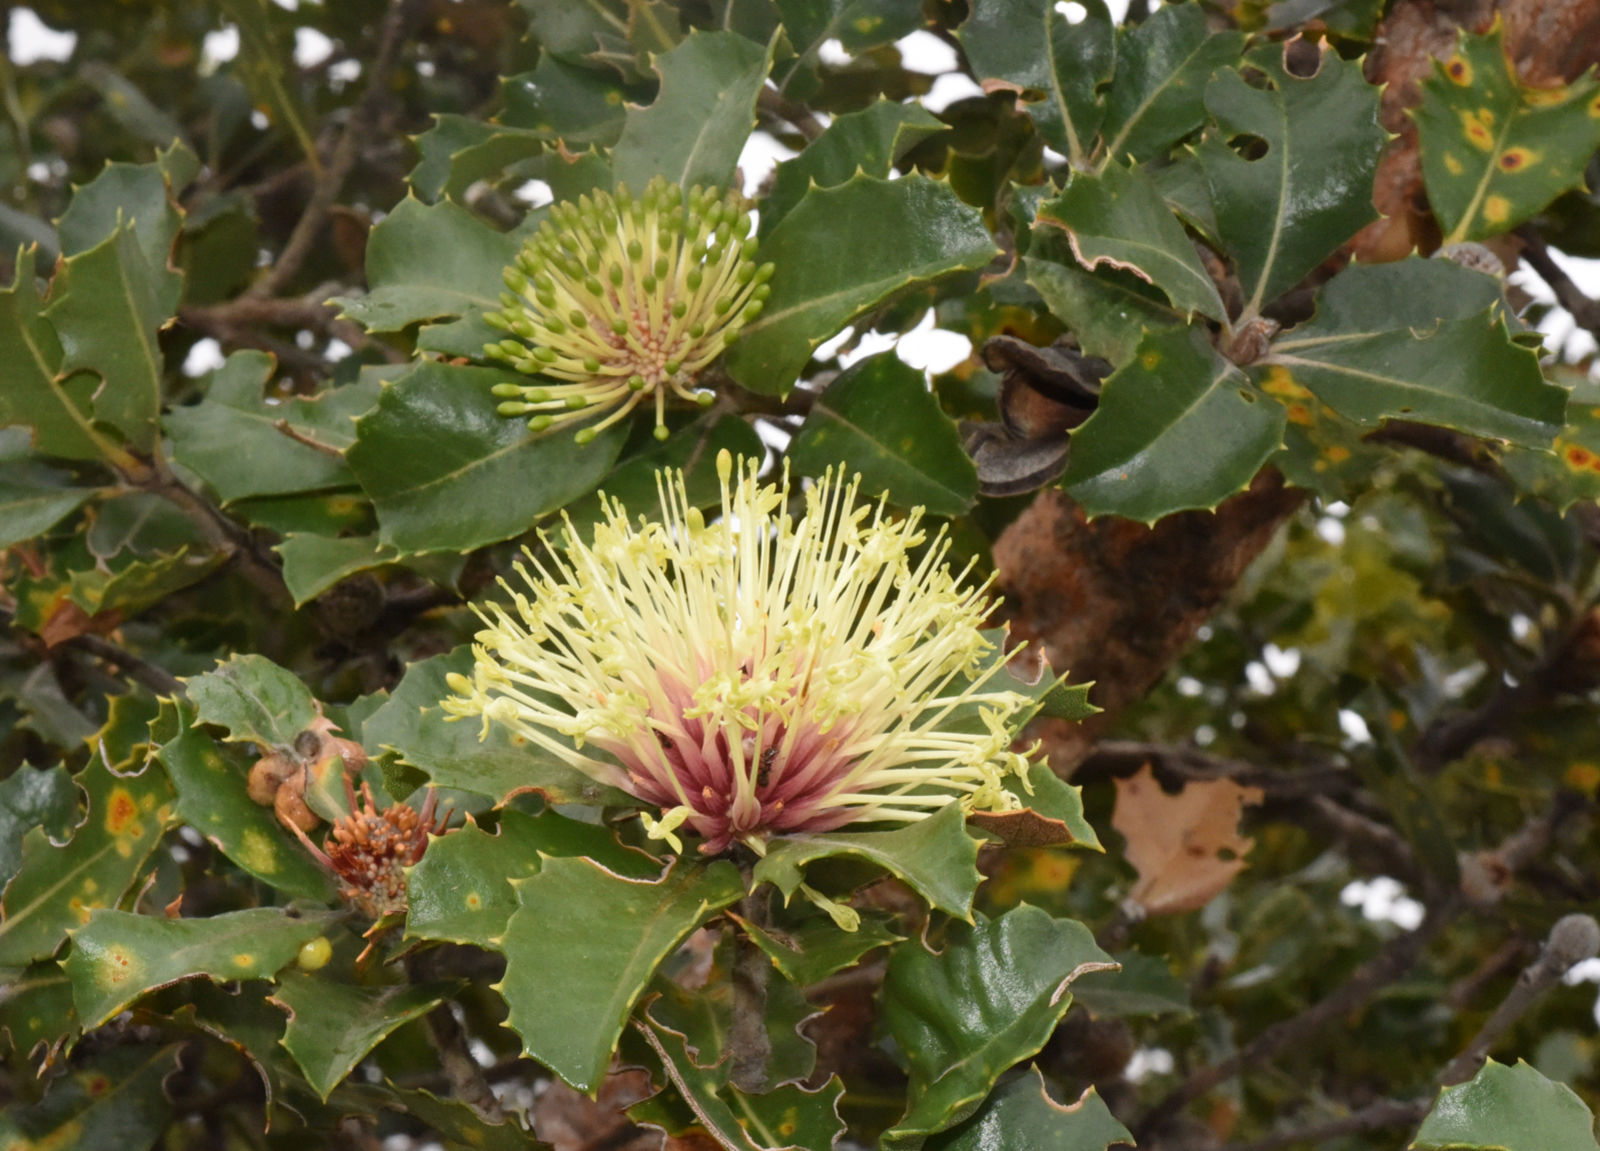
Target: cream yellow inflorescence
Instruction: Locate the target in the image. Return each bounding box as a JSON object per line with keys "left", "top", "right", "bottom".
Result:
{"left": 484, "top": 176, "right": 775, "bottom": 443}
{"left": 444, "top": 451, "right": 1035, "bottom": 857}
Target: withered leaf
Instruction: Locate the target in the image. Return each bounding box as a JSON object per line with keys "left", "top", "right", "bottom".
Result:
{"left": 1111, "top": 763, "right": 1263, "bottom": 915}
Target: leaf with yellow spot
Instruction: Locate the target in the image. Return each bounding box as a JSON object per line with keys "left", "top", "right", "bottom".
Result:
{"left": 1501, "top": 372, "right": 1600, "bottom": 510}
{"left": 0, "top": 1042, "right": 179, "bottom": 1150}
{"left": 64, "top": 906, "right": 340, "bottom": 1028}
{"left": 0, "top": 758, "right": 174, "bottom": 968}
{"left": 0, "top": 960, "right": 78, "bottom": 1066}
{"left": 1414, "top": 20, "right": 1600, "bottom": 242}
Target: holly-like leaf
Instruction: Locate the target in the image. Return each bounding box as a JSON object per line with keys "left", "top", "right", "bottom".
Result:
{"left": 611, "top": 30, "right": 775, "bottom": 193}
{"left": 1112, "top": 763, "right": 1263, "bottom": 916}
{"left": 515, "top": 0, "right": 629, "bottom": 62}
{"left": 753, "top": 802, "right": 982, "bottom": 922}
{"left": 1502, "top": 374, "right": 1600, "bottom": 509}
{"left": 270, "top": 970, "right": 459, "bottom": 1101}
{"left": 0, "top": 763, "right": 76, "bottom": 887}
{"left": 0, "top": 961, "right": 77, "bottom": 1063}
{"left": 387, "top": 1086, "right": 553, "bottom": 1151}
{"left": 773, "top": 0, "right": 925, "bottom": 98}
{"left": 185, "top": 652, "right": 319, "bottom": 752}
{"left": 787, "top": 351, "right": 978, "bottom": 516}
{"left": 1412, "top": 1059, "right": 1600, "bottom": 1151}
{"left": 1259, "top": 259, "right": 1564, "bottom": 445}
{"left": 880, "top": 906, "right": 1117, "bottom": 1148}
{"left": 409, "top": 116, "right": 548, "bottom": 203}
{"left": 56, "top": 143, "right": 193, "bottom": 275}
{"left": 345, "top": 360, "right": 628, "bottom": 553}
{"left": 498, "top": 855, "right": 744, "bottom": 1091}
{"left": 1036, "top": 163, "right": 1226, "bottom": 321}
{"left": 1198, "top": 44, "right": 1385, "bottom": 314}
{"left": 1024, "top": 253, "right": 1184, "bottom": 367}
{"left": 724, "top": 175, "right": 998, "bottom": 394}
{"left": 1071, "top": 950, "right": 1192, "bottom": 1018}
{"left": 924, "top": 1067, "right": 1132, "bottom": 1151}
{"left": 0, "top": 759, "right": 175, "bottom": 967}
{"left": 165, "top": 351, "right": 378, "bottom": 503}
{"left": 1099, "top": 3, "right": 1245, "bottom": 164}
{"left": 1414, "top": 22, "right": 1600, "bottom": 243}
{"left": 500, "top": 56, "right": 645, "bottom": 149}
{"left": 274, "top": 533, "right": 397, "bottom": 607}
{"left": 0, "top": 459, "right": 90, "bottom": 549}
{"left": 958, "top": 0, "right": 1114, "bottom": 166}
{"left": 737, "top": 912, "right": 904, "bottom": 987}
{"left": 65, "top": 907, "right": 338, "bottom": 1027}
{"left": 970, "top": 761, "right": 1102, "bottom": 850}
{"left": 0, "top": 1042, "right": 179, "bottom": 1150}
{"left": 362, "top": 646, "right": 634, "bottom": 807}
{"left": 1061, "top": 325, "right": 1285, "bottom": 523}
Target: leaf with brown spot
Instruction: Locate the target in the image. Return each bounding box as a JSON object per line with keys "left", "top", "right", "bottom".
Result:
{"left": 1111, "top": 763, "right": 1263, "bottom": 915}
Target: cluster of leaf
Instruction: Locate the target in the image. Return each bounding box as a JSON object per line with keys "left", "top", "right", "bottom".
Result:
{"left": 4, "top": 0, "right": 1600, "bottom": 1147}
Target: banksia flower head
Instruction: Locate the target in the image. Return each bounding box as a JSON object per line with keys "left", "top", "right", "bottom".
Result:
{"left": 444, "top": 451, "right": 1036, "bottom": 860}
{"left": 484, "top": 176, "right": 776, "bottom": 444}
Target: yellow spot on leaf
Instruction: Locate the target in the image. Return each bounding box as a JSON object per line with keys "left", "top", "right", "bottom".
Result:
{"left": 235, "top": 828, "right": 280, "bottom": 875}
{"left": 100, "top": 948, "right": 140, "bottom": 987}
{"left": 465, "top": 893, "right": 482, "bottom": 909}
{"left": 1524, "top": 85, "right": 1573, "bottom": 108}
{"left": 1140, "top": 351, "right": 1161, "bottom": 370}
{"left": 1286, "top": 404, "right": 1313, "bottom": 426}
{"left": 1459, "top": 110, "right": 1494, "bottom": 151}
{"left": 105, "top": 788, "right": 140, "bottom": 836}
{"left": 233, "top": 953, "right": 254, "bottom": 968}
{"left": 1444, "top": 55, "right": 1472, "bottom": 85}
{"left": 1590, "top": 92, "right": 1600, "bottom": 118}
{"left": 1443, "top": 152, "right": 1463, "bottom": 175}
{"left": 1261, "top": 366, "right": 1310, "bottom": 400}
{"left": 1483, "top": 761, "right": 1502, "bottom": 788}
{"left": 1566, "top": 762, "right": 1600, "bottom": 791}
{"left": 1482, "top": 194, "right": 1511, "bottom": 224}
{"left": 1324, "top": 445, "right": 1351, "bottom": 463}
{"left": 1497, "top": 146, "right": 1538, "bottom": 172}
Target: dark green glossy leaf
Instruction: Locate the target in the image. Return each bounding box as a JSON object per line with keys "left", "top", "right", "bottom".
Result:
{"left": 1071, "top": 950, "right": 1191, "bottom": 1018}
{"left": 923, "top": 1066, "right": 1132, "bottom": 1151}
{"left": 1100, "top": 4, "right": 1245, "bottom": 164}
{"left": 1198, "top": 45, "right": 1384, "bottom": 314}
{"left": 498, "top": 855, "right": 744, "bottom": 1091}
{"left": 725, "top": 175, "right": 998, "bottom": 394}
{"left": 501, "top": 56, "right": 642, "bottom": 150}
{"left": 274, "top": 532, "right": 398, "bottom": 608}
{"left": 612, "top": 30, "right": 774, "bottom": 192}
{"left": 0, "top": 961, "right": 77, "bottom": 1061}
{"left": 1413, "top": 23, "right": 1600, "bottom": 243}
{"left": 0, "top": 764, "right": 76, "bottom": 887}
{"left": 1062, "top": 325, "right": 1285, "bottom": 523}
{"left": 738, "top": 912, "right": 904, "bottom": 987}
{"left": 66, "top": 907, "right": 337, "bottom": 1027}
{"left": 0, "top": 1042, "right": 178, "bottom": 1151}
{"left": 56, "top": 143, "right": 192, "bottom": 273}
{"left": 515, "top": 0, "right": 629, "bottom": 62}
{"left": 1023, "top": 253, "right": 1184, "bottom": 367}
{"left": 880, "top": 906, "right": 1117, "bottom": 1148}
{"left": 787, "top": 351, "right": 978, "bottom": 515}
{"left": 774, "top": 0, "right": 923, "bottom": 97}
{"left": 1502, "top": 374, "right": 1600, "bottom": 509}
{"left": 1412, "top": 1058, "right": 1599, "bottom": 1151}
{"left": 185, "top": 652, "right": 319, "bottom": 752}
{"left": 958, "top": 0, "right": 1114, "bottom": 166}
{"left": 1037, "top": 163, "right": 1225, "bottom": 321}
{"left": 345, "top": 360, "right": 628, "bottom": 553}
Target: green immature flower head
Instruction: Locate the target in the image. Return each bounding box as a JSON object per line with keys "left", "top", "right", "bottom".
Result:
{"left": 484, "top": 175, "right": 776, "bottom": 444}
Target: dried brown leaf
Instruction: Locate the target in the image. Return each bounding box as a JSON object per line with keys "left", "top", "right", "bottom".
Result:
{"left": 1111, "top": 763, "right": 1263, "bottom": 915}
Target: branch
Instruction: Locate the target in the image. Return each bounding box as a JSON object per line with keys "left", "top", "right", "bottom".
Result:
{"left": 1516, "top": 225, "right": 1600, "bottom": 340}
{"left": 63, "top": 633, "right": 183, "bottom": 697}
{"left": 130, "top": 464, "right": 289, "bottom": 605}
{"left": 182, "top": 288, "right": 402, "bottom": 363}
{"left": 756, "top": 85, "right": 826, "bottom": 142}
{"left": 728, "top": 887, "right": 773, "bottom": 1094}
{"left": 1076, "top": 740, "right": 1353, "bottom": 800}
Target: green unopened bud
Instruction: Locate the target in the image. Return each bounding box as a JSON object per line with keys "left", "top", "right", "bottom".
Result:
{"left": 628, "top": 375, "right": 647, "bottom": 391}
{"left": 653, "top": 424, "right": 671, "bottom": 441}
{"left": 664, "top": 359, "right": 682, "bottom": 375}
{"left": 569, "top": 310, "right": 589, "bottom": 328}
{"left": 695, "top": 391, "right": 715, "bottom": 407}
{"left": 611, "top": 318, "right": 630, "bottom": 335}
{"left": 498, "top": 401, "right": 529, "bottom": 416}
{"left": 503, "top": 268, "right": 528, "bottom": 292}
{"left": 534, "top": 346, "right": 558, "bottom": 363}
{"left": 755, "top": 263, "right": 776, "bottom": 283}
{"left": 609, "top": 265, "right": 624, "bottom": 287}
{"left": 565, "top": 395, "right": 589, "bottom": 410}
{"left": 528, "top": 415, "right": 554, "bottom": 431}
{"left": 627, "top": 238, "right": 643, "bottom": 262}
{"left": 491, "top": 382, "right": 525, "bottom": 398}
{"left": 575, "top": 426, "right": 599, "bottom": 444}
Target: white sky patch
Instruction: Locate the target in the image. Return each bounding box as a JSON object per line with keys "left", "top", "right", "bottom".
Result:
{"left": 896, "top": 311, "right": 973, "bottom": 373}
{"left": 1511, "top": 248, "right": 1600, "bottom": 363}
{"left": 1243, "top": 661, "right": 1275, "bottom": 696}
{"left": 183, "top": 338, "right": 226, "bottom": 378}
{"left": 1056, "top": 2, "right": 1089, "bottom": 23}
{"left": 201, "top": 25, "right": 240, "bottom": 72}
{"left": 1341, "top": 877, "right": 1425, "bottom": 930}
{"left": 1125, "top": 1048, "right": 1174, "bottom": 1083}
{"left": 250, "top": 109, "right": 271, "bottom": 130}
{"left": 896, "top": 30, "right": 957, "bottom": 75}
{"left": 1337, "top": 709, "right": 1372, "bottom": 745}
{"left": 9, "top": 9, "right": 76, "bottom": 64}
{"left": 814, "top": 327, "right": 856, "bottom": 362}
{"left": 325, "top": 338, "right": 353, "bottom": 363}
{"left": 1315, "top": 516, "right": 1346, "bottom": 546}
{"left": 838, "top": 329, "right": 899, "bottom": 368}
{"left": 1262, "top": 643, "right": 1300, "bottom": 680}
{"left": 328, "top": 58, "right": 362, "bottom": 84}
{"left": 816, "top": 38, "right": 853, "bottom": 67}
{"left": 294, "top": 26, "right": 335, "bottom": 68}
{"left": 513, "top": 179, "right": 554, "bottom": 208}
{"left": 920, "top": 72, "right": 985, "bottom": 114}
{"left": 737, "top": 130, "right": 798, "bottom": 197}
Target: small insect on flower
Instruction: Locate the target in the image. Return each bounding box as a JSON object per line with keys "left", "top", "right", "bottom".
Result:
{"left": 484, "top": 175, "right": 776, "bottom": 444}
{"left": 444, "top": 451, "right": 1038, "bottom": 858}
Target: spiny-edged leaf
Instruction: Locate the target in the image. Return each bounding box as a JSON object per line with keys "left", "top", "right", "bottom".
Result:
{"left": 515, "top": 0, "right": 629, "bottom": 62}
{"left": 497, "top": 855, "right": 744, "bottom": 1091}
{"left": 57, "top": 143, "right": 194, "bottom": 267}
{"left": 1413, "top": 22, "right": 1600, "bottom": 243}
{"left": 1260, "top": 259, "right": 1564, "bottom": 444}
{"left": 787, "top": 351, "right": 978, "bottom": 515}
{"left": 168, "top": 980, "right": 297, "bottom": 1119}
{"left": 1071, "top": 950, "right": 1191, "bottom": 1018}
{"left": 737, "top": 911, "right": 904, "bottom": 987}
{"left": 1099, "top": 4, "right": 1245, "bottom": 164}
{"left": 152, "top": 701, "right": 335, "bottom": 900}
{"left": 1412, "top": 1058, "right": 1600, "bottom": 1151}
{"left": 44, "top": 221, "right": 177, "bottom": 454}
{"left": 501, "top": 55, "right": 645, "bottom": 148}
{"left": 1198, "top": 44, "right": 1385, "bottom": 314}
{"left": 218, "top": 0, "right": 321, "bottom": 170}
{"left": 1023, "top": 253, "right": 1184, "bottom": 367}
{"left": 409, "top": 116, "right": 547, "bottom": 203}
{"left": 165, "top": 350, "right": 378, "bottom": 503}
{"left": 923, "top": 1066, "right": 1132, "bottom": 1151}
{"left": 1149, "top": 152, "right": 1221, "bottom": 243}
{"left": 753, "top": 802, "right": 982, "bottom": 921}
{"left": 275, "top": 533, "right": 397, "bottom": 607}
{"left": 1502, "top": 374, "right": 1600, "bottom": 510}
{"left": 345, "top": 359, "right": 628, "bottom": 553}
{"left": 724, "top": 175, "right": 998, "bottom": 394}
{"left": 0, "top": 460, "right": 90, "bottom": 548}
{"left": 1061, "top": 325, "right": 1285, "bottom": 523}
{"left": 763, "top": 99, "right": 948, "bottom": 234}
{"left": 635, "top": 1015, "right": 846, "bottom": 1151}
{"left": 405, "top": 807, "right": 659, "bottom": 946}
{"left": 612, "top": 30, "right": 774, "bottom": 193}
{"left": 1037, "top": 163, "right": 1225, "bottom": 321}
{"left": 880, "top": 906, "right": 1117, "bottom": 1149}
{"left": 0, "top": 961, "right": 77, "bottom": 1062}
{"left": 385, "top": 1085, "right": 554, "bottom": 1151}
{"left": 362, "top": 646, "right": 635, "bottom": 807}
{"left": 773, "top": 0, "right": 924, "bottom": 98}
{"left": 185, "top": 652, "right": 319, "bottom": 752}
{"left": 65, "top": 907, "right": 338, "bottom": 1027}
{"left": 0, "top": 763, "right": 76, "bottom": 888}
{"left": 1262, "top": 364, "right": 1387, "bottom": 500}
{"left": 270, "top": 970, "right": 459, "bottom": 1101}
{"left": 970, "top": 761, "right": 1101, "bottom": 850}
{"left": 0, "top": 1042, "right": 178, "bottom": 1151}
{"left": 63, "top": 546, "right": 227, "bottom": 619}
{"left": 0, "top": 759, "right": 175, "bottom": 967}
{"left": 957, "top": 0, "right": 1114, "bottom": 166}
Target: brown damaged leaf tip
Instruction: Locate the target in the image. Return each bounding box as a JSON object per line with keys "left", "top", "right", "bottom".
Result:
{"left": 1111, "top": 763, "right": 1264, "bottom": 915}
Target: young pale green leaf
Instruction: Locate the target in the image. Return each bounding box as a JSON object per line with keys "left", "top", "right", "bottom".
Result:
{"left": 737, "top": 912, "right": 905, "bottom": 987}
{"left": 957, "top": 0, "right": 1114, "bottom": 166}
{"left": 0, "top": 763, "right": 76, "bottom": 887}
{"left": 881, "top": 906, "right": 1118, "bottom": 1149}
{"left": 65, "top": 907, "right": 338, "bottom": 1027}
{"left": 0, "top": 961, "right": 77, "bottom": 1062}
{"left": 363, "top": 646, "right": 634, "bottom": 807}
{"left": 612, "top": 30, "right": 775, "bottom": 193}
{"left": 409, "top": 116, "right": 549, "bottom": 203}
{"left": 1099, "top": 4, "right": 1245, "bottom": 164}
{"left": 185, "top": 652, "right": 319, "bottom": 752}
{"left": 724, "top": 174, "right": 997, "bottom": 394}
{"left": 345, "top": 360, "right": 628, "bottom": 553}
{"left": 1037, "top": 163, "right": 1226, "bottom": 321}
{"left": 787, "top": 351, "right": 978, "bottom": 516}
{"left": 1260, "top": 259, "right": 1564, "bottom": 445}
{"left": 1061, "top": 325, "right": 1285, "bottom": 523}
{"left": 753, "top": 802, "right": 982, "bottom": 921}
{"left": 1413, "top": 23, "right": 1600, "bottom": 243}
{"left": 1198, "top": 44, "right": 1385, "bottom": 314}
{"left": 923, "top": 1067, "right": 1133, "bottom": 1151}
{"left": 0, "top": 759, "right": 175, "bottom": 967}
{"left": 1071, "top": 950, "right": 1192, "bottom": 1018}
{"left": 165, "top": 351, "right": 378, "bottom": 503}
{"left": 270, "top": 971, "right": 460, "bottom": 1101}
{"left": 0, "top": 1042, "right": 178, "bottom": 1150}
{"left": 498, "top": 855, "right": 744, "bottom": 1092}
{"left": 1024, "top": 253, "right": 1185, "bottom": 367}
{"left": 1412, "top": 1059, "right": 1600, "bottom": 1151}
{"left": 152, "top": 702, "right": 335, "bottom": 900}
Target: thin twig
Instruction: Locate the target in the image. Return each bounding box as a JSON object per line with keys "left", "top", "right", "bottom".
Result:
{"left": 728, "top": 888, "right": 774, "bottom": 1094}
{"left": 1078, "top": 740, "right": 1352, "bottom": 800}
{"left": 423, "top": 1002, "right": 506, "bottom": 1122}
{"left": 1516, "top": 226, "right": 1600, "bottom": 340}
{"left": 64, "top": 634, "right": 183, "bottom": 697}
{"left": 132, "top": 464, "right": 288, "bottom": 604}
{"left": 756, "top": 85, "right": 826, "bottom": 142}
